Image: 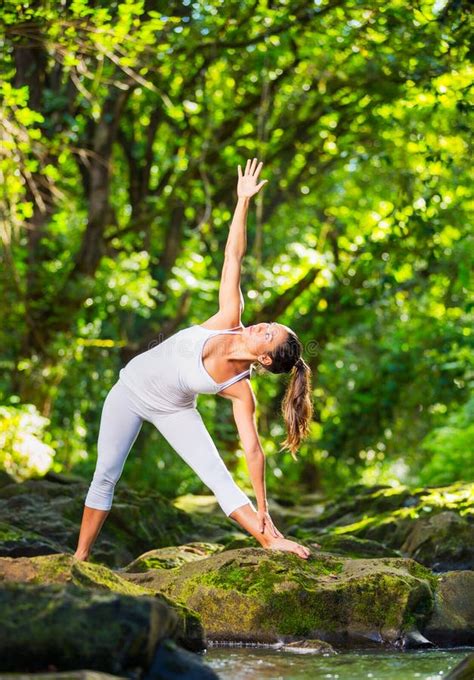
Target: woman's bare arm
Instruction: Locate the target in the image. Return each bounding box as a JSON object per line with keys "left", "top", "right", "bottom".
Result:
{"left": 209, "top": 159, "right": 267, "bottom": 329}
{"left": 224, "top": 158, "right": 267, "bottom": 258}
{"left": 219, "top": 379, "right": 284, "bottom": 538}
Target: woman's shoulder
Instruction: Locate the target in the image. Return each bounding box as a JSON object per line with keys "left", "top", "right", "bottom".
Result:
{"left": 196, "top": 311, "right": 245, "bottom": 332}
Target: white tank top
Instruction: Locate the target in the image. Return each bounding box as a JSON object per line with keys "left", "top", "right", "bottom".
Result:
{"left": 118, "top": 324, "right": 251, "bottom": 413}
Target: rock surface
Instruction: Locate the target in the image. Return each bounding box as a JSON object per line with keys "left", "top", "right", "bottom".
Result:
{"left": 280, "top": 639, "right": 336, "bottom": 654}
{"left": 122, "top": 543, "right": 224, "bottom": 573}
{"left": 424, "top": 571, "right": 474, "bottom": 645}
{"left": 0, "top": 581, "right": 178, "bottom": 673}
{"left": 0, "top": 473, "right": 245, "bottom": 568}
{"left": 122, "top": 547, "right": 435, "bottom": 645}
{"left": 0, "top": 553, "right": 204, "bottom": 652}
{"left": 288, "top": 482, "right": 474, "bottom": 571}
{"left": 143, "top": 638, "right": 219, "bottom": 680}
{"left": 1, "top": 474, "right": 473, "bottom": 660}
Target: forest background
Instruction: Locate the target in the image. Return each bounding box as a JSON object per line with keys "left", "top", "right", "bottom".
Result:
{"left": 1, "top": 0, "right": 472, "bottom": 503}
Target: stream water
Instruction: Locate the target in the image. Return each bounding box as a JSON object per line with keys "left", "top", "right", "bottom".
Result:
{"left": 201, "top": 645, "right": 474, "bottom": 679}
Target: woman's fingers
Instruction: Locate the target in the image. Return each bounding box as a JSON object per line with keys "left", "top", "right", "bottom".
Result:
{"left": 237, "top": 164, "right": 242, "bottom": 178}
{"left": 270, "top": 520, "right": 281, "bottom": 537}
{"left": 243, "top": 158, "right": 264, "bottom": 177}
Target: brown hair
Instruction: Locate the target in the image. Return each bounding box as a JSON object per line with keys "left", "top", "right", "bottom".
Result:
{"left": 264, "top": 331, "right": 314, "bottom": 460}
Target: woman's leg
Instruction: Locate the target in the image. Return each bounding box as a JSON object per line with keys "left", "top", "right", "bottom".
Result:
{"left": 151, "top": 408, "right": 311, "bottom": 558}
{"left": 74, "top": 382, "right": 144, "bottom": 560}
{"left": 152, "top": 408, "right": 254, "bottom": 517}
{"left": 229, "top": 504, "right": 311, "bottom": 559}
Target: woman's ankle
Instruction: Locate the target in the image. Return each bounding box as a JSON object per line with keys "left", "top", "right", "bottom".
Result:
{"left": 253, "top": 528, "right": 274, "bottom": 549}
{"left": 73, "top": 550, "right": 90, "bottom": 561}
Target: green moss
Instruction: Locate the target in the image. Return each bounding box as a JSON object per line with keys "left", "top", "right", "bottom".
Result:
{"left": 190, "top": 553, "right": 344, "bottom": 599}
{"left": 0, "top": 522, "right": 42, "bottom": 542}
{"left": 395, "top": 558, "right": 438, "bottom": 591}
{"left": 72, "top": 560, "right": 154, "bottom": 596}
{"left": 124, "top": 543, "right": 224, "bottom": 573}
{"left": 331, "top": 506, "right": 422, "bottom": 537}
{"left": 29, "top": 554, "right": 154, "bottom": 597}
{"left": 349, "top": 574, "right": 410, "bottom": 631}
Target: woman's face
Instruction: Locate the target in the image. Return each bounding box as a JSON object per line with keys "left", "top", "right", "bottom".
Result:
{"left": 244, "top": 322, "right": 290, "bottom": 365}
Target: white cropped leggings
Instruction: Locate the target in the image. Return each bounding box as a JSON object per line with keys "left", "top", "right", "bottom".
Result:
{"left": 84, "top": 380, "right": 255, "bottom": 517}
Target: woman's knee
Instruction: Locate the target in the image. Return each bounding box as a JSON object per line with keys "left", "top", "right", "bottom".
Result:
{"left": 89, "top": 459, "right": 123, "bottom": 493}
{"left": 85, "top": 468, "right": 118, "bottom": 510}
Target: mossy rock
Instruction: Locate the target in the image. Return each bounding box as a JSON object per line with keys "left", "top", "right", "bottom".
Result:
{"left": 280, "top": 639, "right": 336, "bottom": 654}
{"left": 309, "top": 534, "right": 401, "bottom": 559}
{"left": 0, "top": 553, "right": 204, "bottom": 652}
{"left": 122, "top": 547, "right": 435, "bottom": 646}
{"left": 0, "top": 520, "right": 65, "bottom": 558}
{"left": 400, "top": 512, "right": 474, "bottom": 572}
{"left": 424, "top": 570, "right": 474, "bottom": 646}
{"left": 0, "top": 475, "right": 244, "bottom": 568}
{"left": 122, "top": 542, "right": 225, "bottom": 573}
{"left": 145, "top": 637, "right": 219, "bottom": 679}
{"left": 307, "top": 484, "right": 426, "bottom": 528}
{"left": 0, "top": 553, "right": 149, "bottom": 595}
{"left": 220, "top": 536, "right": 260, "bottom": 551}
{"left": 289, "top": 483, "right": 474, "bottom": 571}
{"left": 0, "top": 581, "right": 182, "bottom": 673}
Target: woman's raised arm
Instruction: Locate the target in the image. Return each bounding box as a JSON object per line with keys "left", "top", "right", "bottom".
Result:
{"left": 214, "top": 159, "right": 268, "bottom": 326}
{"left": 224, "top": 158, "right": 268, "bottom": 258}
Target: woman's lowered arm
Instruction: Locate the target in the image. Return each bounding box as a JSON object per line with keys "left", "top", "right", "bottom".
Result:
{"left": 218, "top": 378, "right": 284, "bottom": 538}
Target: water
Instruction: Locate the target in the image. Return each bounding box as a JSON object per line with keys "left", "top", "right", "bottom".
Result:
{"left": 202, "top": 646, "right": 474, "bottom": 680}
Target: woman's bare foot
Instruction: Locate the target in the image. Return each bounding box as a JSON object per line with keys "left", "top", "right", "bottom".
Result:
{"left": 263, "top": 536, "right": 312, "bottom": 559}
{"left": 73, "top": 551, "right": 89, "bottom": 562}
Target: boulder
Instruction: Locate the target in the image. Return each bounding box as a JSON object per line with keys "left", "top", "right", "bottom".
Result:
{"left": 0, "top": 553, "right": 204, "bottom": 652}
{"left": 289, "top": 483, "right": 474, "bottom": 571}
{"left": 122, "top": 543, "right": 224, "bottom": 573}
{"left": 311, "top": 534, "right": 401, "bottom": 559}
{"left": 424, "top": 571, "right": 474, "bottom": 645}
{"left": 279, "top": 639, "right": 336, "bottom": 654}
{"left": 0, "top": 520, "right": 65, "bottom": 558}
{"left": 400, "top": 512, "right": 474, "bottom": 572}
{"left": 144, "top": 638, "right": 219, "bottom": 679}
{"left": 0, "top": 581, "right": 180, "bottom": 673}
{"left": 122, "top": 547, "right": 435, "bottom": 646}
{"left": 0, "top": 475, "right": 244, "bottom": 568}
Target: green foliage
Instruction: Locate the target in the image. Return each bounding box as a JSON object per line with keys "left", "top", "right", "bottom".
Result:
{"left": 0, "top": 0, "right": 472, "bottom": 498}
{"left": 0, "top": 405, "right": 55, "bottom": 480}
{"left": 416, "top": 395, "right": 474, "bottom": 486}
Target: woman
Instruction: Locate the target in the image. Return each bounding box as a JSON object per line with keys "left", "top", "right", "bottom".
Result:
{"left": 74, "top": 158, "right": 314, "bottom": 561}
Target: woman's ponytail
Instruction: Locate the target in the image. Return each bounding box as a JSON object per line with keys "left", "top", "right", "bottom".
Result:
{"left": 279, "top": 358, "right": 313, "bottom": 460}
{"left": 264, "top": 329, "right": 314, "bottom": 460}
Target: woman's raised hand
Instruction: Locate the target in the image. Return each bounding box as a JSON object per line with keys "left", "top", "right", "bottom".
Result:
{"left": 237, "top": 157, "right": 268, "bottom": 198}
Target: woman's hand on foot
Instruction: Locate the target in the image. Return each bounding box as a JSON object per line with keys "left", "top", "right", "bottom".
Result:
{"left": 256, "top": 507, "right": 284, "bottom": 539}
{"left": 263, "top": 535, "right": 313, "bottom": 560}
